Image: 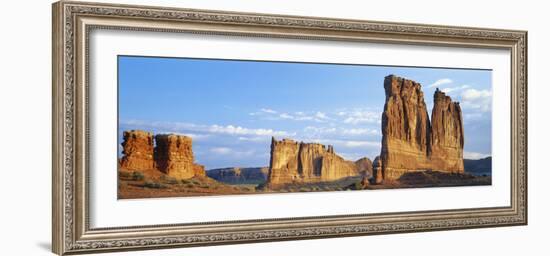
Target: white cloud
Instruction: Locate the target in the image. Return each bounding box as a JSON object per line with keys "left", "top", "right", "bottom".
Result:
{"left": 279, "top": 113, "right": 294, "bottom": 119}
{"left": 428, "top": 78, "right": 453, "bottom": 88}
{"left": 210, "top": 147, "right": 231, "bottom": 155}
{"left": 209, "top": 124, "right": 293, "bottom": 137}
{"left": 342, "top": 140, "right": 380, "bottom": 148}
{"left": 304, "top": 126, "right": 337, "bottom": 134}
{"left": 463, "top": 113, "right": 485, "bottom": 121}
{"left": 464, "top": 151, "right": 491, "bottom": 160}
{"left": 315, "top": 111, "right": 329, "bottom": 120}
{"left": 251, "top": 108, "right": 330, "bottom": 123}
{"left": 237, "top": 136, "right": 268, "bottom": 142}
{"left": 120, "top": 120, "right": 294, "bottom": 138}
{"left": 209, "top": 147, "right": 256, "bottom": 158}
{"left": 460, "top": 88, "right": 492, "bottom": 112}
{"left": 441, "top": 84, "right": 470, "bottom": 94}
{"left": 303, "top": 126, "right": 378, "bottom": 136}
{"left": 341, "top": 128, "right": 379, "bottom": 136}
{"left": 260, "top": 108, "right": 277, "bottom": 114}
{"left": 340, "top": 110, "right": 379, "bottom": 125}
{"left": 461, "top": 88, "right": 492, "bottom": 101}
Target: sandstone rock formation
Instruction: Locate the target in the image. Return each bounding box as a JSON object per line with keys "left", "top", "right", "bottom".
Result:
{"left": 355, "top": 157, "right": 373, "bottom": 178}
{"left": 265, "top": 137, "right": 359, "bottom": 187}
{"left": 154, "top": 134, "right": 204, "bottom": 179}
{"left": 429, "top": 88, "right": 464, "bottom": 172}
{"left": 378, "top": 75, "right": 464, "bottom": 183}
{"left": 120, "top": 130, "right": 155, "bottom": 171}
{"left": 207, "top": 167, "right": 269, "bottom": 184}
{"left": 372, "top": 156, "right": 383, "bottom": 184}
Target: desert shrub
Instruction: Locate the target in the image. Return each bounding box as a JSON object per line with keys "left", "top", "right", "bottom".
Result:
{"left": 132, "top": 171, "right": 145, "bottom": 181}
{"left": 353, "top": 181, "right": 363, "bottom": 190}
{"left": 255, "top": 183, "right": 267, "bottom": 191}
{"left": 185, "top": 184, "right": 194, "bottom": 188}
{"left": 143, "top": 180, "right": 167, "bottom": 189}
{"left": 119, "top": 171, "right": 132, "bottom": 180}
{"left": 180, "top": 179, "right": 192, "bottom": 184}
{"left": 160, "top": 175, "right": 179, "bottom": 184}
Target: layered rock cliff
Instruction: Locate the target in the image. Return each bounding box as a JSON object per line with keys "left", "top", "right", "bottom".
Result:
{"left": 378, "top": 75, "right": 464, "bottom": 182}
{"left": 265, "top": 138, "right": 359, "bottom": 187}
{"left": 154, "top": 134, "right": 205, "bottom": 179}
{"left": 120, "top": 130, "right": 155, "bottom": 171}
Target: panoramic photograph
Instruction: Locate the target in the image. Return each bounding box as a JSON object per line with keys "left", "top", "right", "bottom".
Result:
{"left": 117, "top": 56, "right": 492, "bottom": 199}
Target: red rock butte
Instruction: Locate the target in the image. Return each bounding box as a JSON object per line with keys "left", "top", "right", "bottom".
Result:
{"left": 120, "top": 130, "right": 155, "bottom": 171}
{"left": 154, "top": 134, "right": 205, "bottom": 179}
{"left": 120, "top": 130, "right": 205, "bottom": 179}
{"left": 265, "top": 137, "right": 360, "bottom": 188}
{"left": 376, "top": 75, "right": 464, "bottom": 183}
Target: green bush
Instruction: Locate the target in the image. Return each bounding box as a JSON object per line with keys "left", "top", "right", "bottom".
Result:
{"left": 255, "top": 183, "right": 267, "bottom": 191}
{"left": 353, "top": 181, "right": 363, "bottom": 190}
{"left": 160, "top": 175, "right": 179, "bottom": 184}
{"left": 143, "top": 180, "right": 167, "bottom": 189}
{"left": 119, "top": 171, "right": 132, "bottom": 179}
{"left": 132, "top": 171, "right": 145, "bottom": 181}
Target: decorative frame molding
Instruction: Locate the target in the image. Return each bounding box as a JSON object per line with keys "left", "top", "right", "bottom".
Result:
{"left": 52, "top": 1, "right": 527, "bottom": 255}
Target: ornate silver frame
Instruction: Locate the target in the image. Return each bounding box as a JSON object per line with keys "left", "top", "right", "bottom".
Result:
{"left": 52, "top": 1, "right": 527, "bottom": 255}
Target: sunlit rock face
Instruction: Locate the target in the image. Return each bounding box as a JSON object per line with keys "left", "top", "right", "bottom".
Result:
{"left": 120, "top": 130, "right": 155, "bottom": 171}
{"left": 154, "top": 134, "right": 204, "bottom": 179}
{"left": 379, "top": 75, "right": 464, "bottom": 183}
{"left": 429, "top": 88, "right": 465, "bottom": 174}
{"left": 265, "top": 138, "right": 359, "bottom": 188}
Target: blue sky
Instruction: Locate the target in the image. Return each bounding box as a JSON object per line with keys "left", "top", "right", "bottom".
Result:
{"left": 118, "top": 56, "right": 492, "bottom": 169}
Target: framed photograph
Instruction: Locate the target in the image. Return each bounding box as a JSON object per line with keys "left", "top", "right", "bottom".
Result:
{"left": 52, "top": 1, "right": 527, "bottom": 255}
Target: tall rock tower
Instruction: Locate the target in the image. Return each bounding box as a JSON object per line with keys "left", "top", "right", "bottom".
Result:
{"left": 429, "top": 88, "right": 465, "bottom": 172}
{"left": 378, "top": 75, "right": 464, "bottom": 183}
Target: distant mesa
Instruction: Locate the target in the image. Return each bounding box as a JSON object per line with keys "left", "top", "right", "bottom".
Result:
{"left": 264, "top": 137, "right": 370, "bottom": 188}
{"left": 375, "top": 75, "right": 465, "bottom": 183}
{"left": 463, "top": 156, "right": 492, "bottom": 176}
{"left": 207, "top": 167, "right": 269, "bottom": 184}
{"left": 120, "top": 130, "right": 205, "bottom": 179}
